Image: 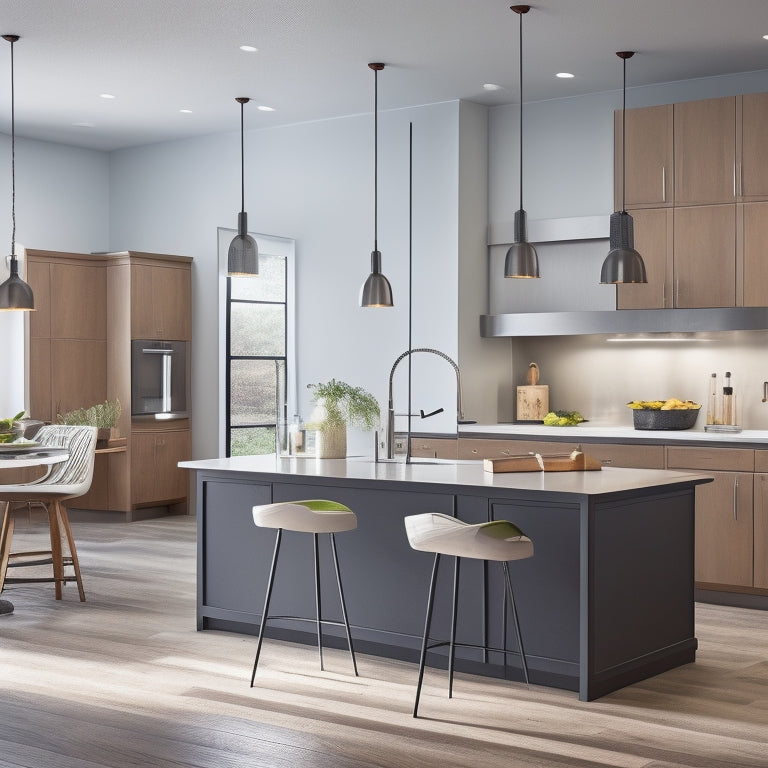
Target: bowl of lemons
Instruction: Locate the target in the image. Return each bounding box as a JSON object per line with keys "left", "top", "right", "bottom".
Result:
{"left": 627, "top": 399, "right": 701, "bottom": 430}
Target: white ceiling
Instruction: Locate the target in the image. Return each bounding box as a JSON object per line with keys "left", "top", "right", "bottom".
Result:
{"left": 1, "top": 0, "right": 768, "bottom": 151}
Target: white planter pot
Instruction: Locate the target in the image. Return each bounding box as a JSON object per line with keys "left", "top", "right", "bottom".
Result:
{"left": 315, "top": 424, "right": 347, "bottom": 459}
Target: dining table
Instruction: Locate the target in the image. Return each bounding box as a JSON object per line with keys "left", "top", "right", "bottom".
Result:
{"left": 0, "top": 445, "right": 69, "bottom": 616}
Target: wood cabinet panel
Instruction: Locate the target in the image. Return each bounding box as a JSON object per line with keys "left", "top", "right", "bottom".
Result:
{"left": 614, "top": 104, "right": 673, "bottom": 209}
{"left": 693, "top": 471, "right": 753, "bottom": 587}
{"left": 755, "top": 474, "right": 768, "bottom": 589}
{"left": 739, "top": 92, "right": 768, "bottom": 200}
{"left": 131, "top": 429, "right": 191, "bottom": 505}
{"left": 130, "top": 263, "right": 191, "bottom": 340}
{"left": 50, "top": 340, "right": 107, "bottom": 418}
{"left": 409, "top": 437, "right": 458, "bottom": 460}
{"left": 674, "top": 96, "right": 736, "bottom": 205}
{"left": 50, "top": 263, "right": 106, "bottom": 339}
{"left": 586, "top": 443, "right": 665, "bottom": 469}
{"left": 673, "top": 205, "right": 736, "bottom": 308}
{"left": 457, "top": 438, "right": 579, "bottom": 460}
{"left": 29, "top": 337, "right": 51, "bottom": 422}
{"left": 26, "top": 260, "right": 50, "bottom": 339}
{"left": 616, "top": 208, "right": 672, "bottom": 309}
{"left": 667, "top": 446, "right": 754, "bottom": 473}
{"left": 741, "top": 202, "right": 768, "bottom": 306}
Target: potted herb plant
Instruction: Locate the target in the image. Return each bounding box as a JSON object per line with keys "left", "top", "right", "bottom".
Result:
{"left": 306, "top": 379, "right": 380, "bottom": 459}
{"left": 57, "top": 398, "right": 122, "bottom": 446}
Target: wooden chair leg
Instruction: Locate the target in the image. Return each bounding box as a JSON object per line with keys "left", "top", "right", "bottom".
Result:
{"left": 0, "top": 501, "right": 14, "bottom": 593}
{"left": 57, "top": 502, "right": 85, "bottom": 602}
{"left": 48, "top": 502, "right": 64, "bottom": 600}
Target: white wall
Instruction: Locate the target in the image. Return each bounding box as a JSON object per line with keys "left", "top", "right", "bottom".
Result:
{"left": 109, "top": 100, "right": 472, "bottom": 457}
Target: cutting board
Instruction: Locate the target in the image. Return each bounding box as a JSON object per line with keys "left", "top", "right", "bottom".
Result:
{"left": 484, "top": 450, "right": 602, "bottom": 473}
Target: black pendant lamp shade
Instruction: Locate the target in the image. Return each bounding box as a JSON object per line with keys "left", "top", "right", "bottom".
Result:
{"left": 601, "top": 52, "right": 647, "bottom": 285}
{"left": 360, "top": 62, "right": 393, "bottom": 307}
{"left": 0, "top": 34, "right": 33, "bottom": 311}
{"left": 504, "top": 5, "right": 539, "bottom": 279}
{"left": 227, "top": 97, "right": 258, "bottom": 276}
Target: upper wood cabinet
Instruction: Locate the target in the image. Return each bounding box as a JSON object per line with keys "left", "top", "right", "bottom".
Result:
{"left": 129, "top": 256, "right": 191, "bottom": 340}
{"left": 616, "top": 208, "right": 671, "bottom": 309}
{"left": 741, "top": 201, "right": 768, "bottom": 306}
{"left": 738, "top": 92, "right": 768, "bottom": 200}
{"left": 614, "top": 104, "right": 673, "bottom": 209}
{"left": 673, "top": 204, "right": 736, "bottom": 308}
{"left": 674, "top": 96, "right": 737, "bottom": 206}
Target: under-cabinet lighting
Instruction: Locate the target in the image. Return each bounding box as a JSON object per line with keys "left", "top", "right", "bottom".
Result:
{"left": 606, "top": 334, "right": 711, "bottom": 343}
{"left": 483, "top": 83, "right": 502, "bottom": 90}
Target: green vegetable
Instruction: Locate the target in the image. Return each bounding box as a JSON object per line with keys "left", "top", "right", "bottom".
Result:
{"left": 0, "top": 410, "right": 25, "bottom": 431}
{"left": 543, "top": 410, "right": 584, "bottom": 427}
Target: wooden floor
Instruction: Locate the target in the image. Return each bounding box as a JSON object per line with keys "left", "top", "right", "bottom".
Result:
{"left": 0, "top": 516, "right": 767, "bottom": 768}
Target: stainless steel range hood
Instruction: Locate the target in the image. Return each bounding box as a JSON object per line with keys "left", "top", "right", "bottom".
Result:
{"left": 480, "top": 308, "right": 768, "bottom": 337}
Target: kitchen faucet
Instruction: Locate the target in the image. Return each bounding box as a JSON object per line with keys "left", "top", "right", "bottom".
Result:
{"left": 385, "top": 348, "right": 465, "bottom": 460}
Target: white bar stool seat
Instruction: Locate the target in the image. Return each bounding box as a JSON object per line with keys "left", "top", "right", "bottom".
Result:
{"left": 404, "top": 512, "right": 534, "bottom": 717}
{"left": 250, "top": 500, "right": 358, "bottom": 684}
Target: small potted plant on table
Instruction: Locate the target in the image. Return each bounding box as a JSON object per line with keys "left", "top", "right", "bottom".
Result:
{"left": 306, "top": 379, "right": 379, "bottom": 459}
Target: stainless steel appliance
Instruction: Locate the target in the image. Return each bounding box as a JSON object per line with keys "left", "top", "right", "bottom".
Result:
{"left": 131, "top": 340, "right": 189, "bottom": 420}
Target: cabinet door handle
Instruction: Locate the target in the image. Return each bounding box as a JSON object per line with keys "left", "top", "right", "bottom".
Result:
{"left": 675, "top": 279, "right": 680, "bottom": 306}
{"left": 662, "top": 166, "right": 666, "bottom": 203}
{"left": 733, "top": 164, "right": 736, "bottom": 198}
{"left": 733, "top": 476, "right": 738, "bottom": 520}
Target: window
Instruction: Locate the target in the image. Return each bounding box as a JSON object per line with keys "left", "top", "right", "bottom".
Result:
{"left": 218, "top": 230, "right": 295, "bottom": 457}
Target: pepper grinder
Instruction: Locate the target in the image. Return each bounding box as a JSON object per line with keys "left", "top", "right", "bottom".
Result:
{"left": 722, "top": 372, "right": 734, "bottom": 426}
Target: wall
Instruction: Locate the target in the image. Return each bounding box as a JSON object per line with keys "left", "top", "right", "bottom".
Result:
{"left": 109, "top": 100, "right": 484, "bottom": 456}
{"left": 487, "top": 69, "right": 768, "bottom": 427}
{"left": 0, "top": 134, "right": 109, "bottom": 415}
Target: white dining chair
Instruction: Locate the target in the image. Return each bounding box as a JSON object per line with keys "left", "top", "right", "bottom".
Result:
{"left": 0, "top": 425, "right": 98, "bottom": 601}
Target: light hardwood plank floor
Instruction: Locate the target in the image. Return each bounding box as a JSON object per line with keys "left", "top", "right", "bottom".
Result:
{"left": 0, "top": 515, "right": 767, "bottom": 768}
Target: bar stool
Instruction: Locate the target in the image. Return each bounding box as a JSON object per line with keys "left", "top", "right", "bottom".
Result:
{"left": 250, "top": 499, "right": 358, "bottom": 685}
{"left": 404, "top": 512, "right": 534, "bottom": 717}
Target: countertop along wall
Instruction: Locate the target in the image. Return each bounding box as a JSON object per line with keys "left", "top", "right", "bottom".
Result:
{"left": 486, "top": 68, "right": 768, "bottom": 427}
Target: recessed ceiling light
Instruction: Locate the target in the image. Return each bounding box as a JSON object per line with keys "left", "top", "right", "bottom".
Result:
{"left": 73, "top": 122, "right": 95, "bottom": 128}
{"left": 257, "top": 105, "right": 275, "bottom": 112}
{"left": 556, "top": 72, "right": 575, "bottom": 79}
{"left": 239, "top": 45, "right": 258, "bottom": 52}
{"left": 483, "top": 83, "right": 502, "bottom": 91}
{"left": 99, "top": 93, "right": 116, "bottom": 99}
{"left": 179, "top": 109, "right": 193, "bottom": 114}
{"left": 763, "top": 34, "right": 768, "bottom": 40}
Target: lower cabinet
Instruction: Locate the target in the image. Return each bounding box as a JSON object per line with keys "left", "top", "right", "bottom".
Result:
{"left": 667, "top": 446, "right": 759, "bottom": 590}
{"left": 131, "top": 428, "right": 191, "bottom": 506}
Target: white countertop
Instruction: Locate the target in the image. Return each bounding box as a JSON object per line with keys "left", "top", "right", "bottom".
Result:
{"left": 180, "top": 454, "right": 712, "bottom": 497}
{"left": 459, "top": 423, "right": 768, "bottom": 444}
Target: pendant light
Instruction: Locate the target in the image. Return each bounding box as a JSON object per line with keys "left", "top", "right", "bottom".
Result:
{"left": 600, "top": 52, "right": 647, "bottom": 284}
{"left": 360, "top": 62, "right": 393, "bottom": 307}
{"left": 504, "top": 5, "right": 539, "bottom": 280}
{"left": 0, "top": 34, "right": 34, "bottom": 311}
{"left": 227, "top": 97, "right": 258, "bottom": 276}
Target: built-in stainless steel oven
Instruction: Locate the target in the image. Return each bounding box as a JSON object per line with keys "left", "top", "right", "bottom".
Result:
{"left": 131, "top": 340, "right": 189, "bottom": 420}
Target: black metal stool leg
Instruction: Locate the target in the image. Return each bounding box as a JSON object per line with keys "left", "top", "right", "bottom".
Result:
{"left": 330, "top": 532, "right": 358, "bottom": 676}
{"left": 448, "top": 556, "right": 460, "bottom": 698}
{"left": 313, "top": 533, "right": 324, "bottom": 671}
{"left": 414, "top": 552, "right": 441, "bottom": 718}
{"left": 251, "top": 528, "right": 283, "bottom": 686}
{"left": 503, "top": 561, "right": 529, "bottom": 685}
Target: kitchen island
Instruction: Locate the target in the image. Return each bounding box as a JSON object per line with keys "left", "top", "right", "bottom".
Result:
{"left": 181, "top": 454, "right": 712, "bottom": 701}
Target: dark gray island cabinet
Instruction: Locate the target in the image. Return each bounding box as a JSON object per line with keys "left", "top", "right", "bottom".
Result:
{"left": 180, "top": 455, "right": 713, "bottom": 702}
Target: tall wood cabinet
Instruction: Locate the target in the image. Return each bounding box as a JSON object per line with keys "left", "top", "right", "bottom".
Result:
{"left": 25, "top": 249, "right": 192, "bottom": 521}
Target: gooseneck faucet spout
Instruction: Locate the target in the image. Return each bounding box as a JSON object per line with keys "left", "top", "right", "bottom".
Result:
{"left": 386, "top": 348, "right": 464, "bottom": 459}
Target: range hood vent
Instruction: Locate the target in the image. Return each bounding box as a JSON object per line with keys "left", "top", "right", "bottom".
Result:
{"left": 480, "top": 307, "right": 768, "bottom": 337}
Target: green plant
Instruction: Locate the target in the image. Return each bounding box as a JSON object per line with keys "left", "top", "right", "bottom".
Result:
{"left": 57, "top": 399, "right": 122, "bottom": 429}
{"left": 306, "top": 379, "right": 379, "bottom": 432}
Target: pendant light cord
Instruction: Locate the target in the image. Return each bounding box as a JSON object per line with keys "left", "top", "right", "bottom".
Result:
{"left": 9, "top": 37, "right": 15, "bottom": 256}
{"left": 518, "top": 9, "right": 524, "bottom": 212}
{"left": 621, "top": 55, "right": 626, "bottom": 214}
{"left": 240, "top": 99, "right": 245, "bottom": 214}
{"left": 374, "top": 66, "right": 378, "bottom": 252}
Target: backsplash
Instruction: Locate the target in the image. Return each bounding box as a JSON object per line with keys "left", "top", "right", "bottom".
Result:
{"left": 510, "top": 330, "right": 768, "bottom": 430}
